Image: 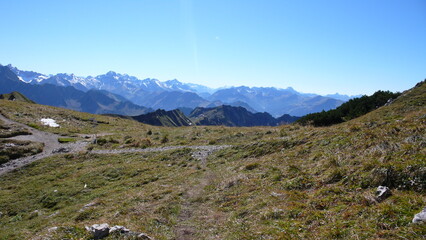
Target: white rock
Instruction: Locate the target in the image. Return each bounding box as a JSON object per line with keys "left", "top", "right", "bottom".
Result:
{"left": 137, "top": 233, "right": 153, "bottom": 240}
{"left": 86, "top": 223, "right": 110, "bottom": 239}
{"left": 375, "top": 186, "right": 391, "bottom": 202}
{"left": 109, "top": 225, "right": 130, "bottom": 234}
{"left": 413, "top": 207, "right": 426, "bottom": 223}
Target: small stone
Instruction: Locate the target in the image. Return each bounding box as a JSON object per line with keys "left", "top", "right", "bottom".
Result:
{"left": 52, "top": 147, "right": 70, "bottom": 154}
{"left": 109, "top": 225, "right": 130, "bottom": 234}
{"left": 412, "top": 207, "right": 426, "bottom": 224}
{"left": 270, "top": 192, "right": 283, "bottom": 197}
{"left": 375, "top": 186, "right": 391, "bottom": 202}
{"left": 86, "top": 223, "right": 110, "bottom": 239}
{"left": 48, "top": 211, "right": 59, "bottom": 218}
{"left": 137, "top": 233, "right": 153, "bottom": 240}
{"left": 48, "top": 226, "right": 58, "bottom": 232}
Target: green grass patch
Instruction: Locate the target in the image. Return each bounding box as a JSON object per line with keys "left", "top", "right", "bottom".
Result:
{"left": 57, "top": 137, "right": 77, "bottom": 143}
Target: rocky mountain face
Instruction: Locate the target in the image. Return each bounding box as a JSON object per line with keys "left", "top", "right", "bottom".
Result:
{"left": 7, "top": 64, "right": 48, "bottom": 83}
{"left": 0, "top": 65, "right": 151, "bottom": 116}
{"left": 7, "top": 65, "right": 347, "bottom": 117}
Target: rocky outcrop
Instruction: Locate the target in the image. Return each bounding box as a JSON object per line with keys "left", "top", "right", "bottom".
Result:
{"left": 85, "top": 223, "right": 153, "bottom": 239}
{"left": 85, "top": 223, "right": 110, "bottom": 239}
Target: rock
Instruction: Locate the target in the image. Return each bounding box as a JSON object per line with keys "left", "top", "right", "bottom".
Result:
{"left": 52, "top": 147, "right": 70, "bottom": 154}
{"left": 85, "top": 223, "right": 110, "bottom": 239}
{"left": 270, "top": 192, "right": 284, "bottom": 197}
{"left": 79, "top": 201, "right": 98, "bottom": 212}
{"left": 412, "top": 207, "right": 426, "bottom": 223}
{"left": 48, "top": 226, "right": 58, "bottom": 232}
{"left": 375, "top": 186, "right": 391, "bottom": 202}
{"left": 137, "top": 233, "right": 153, "bottom": 239}
{"left": 48, "top": 211, "right": 59, "bottom": 218}
{"left": 109, "top": 225, "right": 130, "bottom": 234}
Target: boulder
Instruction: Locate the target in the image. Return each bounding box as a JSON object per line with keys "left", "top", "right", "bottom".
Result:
{"left": 85, "top": 223, "right": 110, "bottom": 239}
{"left": 375, "top": 186, "right": 391, "bottom": 202}
{"left": 412, "top": 207, "right": 426, "bottom": 224}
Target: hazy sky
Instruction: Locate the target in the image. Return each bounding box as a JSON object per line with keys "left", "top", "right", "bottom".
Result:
{"left": 1, "top": 0, "right": 425, "bottom": 95}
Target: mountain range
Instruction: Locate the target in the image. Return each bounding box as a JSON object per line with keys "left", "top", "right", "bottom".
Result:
{"left": 0, "top": 65, "right": 151, "bottom": 116}
{"left": 5, "top": 64, "right": 350, "bottom": 117}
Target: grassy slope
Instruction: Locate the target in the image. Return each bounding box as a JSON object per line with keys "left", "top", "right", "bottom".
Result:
{"left": 197, "top": 83, "right": 425, "bottom": 239}
{"left": 0, "top": 82, "right": 424, "bottom": 239}
{"left": 0, "top": 91, "right": 35, "bottom": 103}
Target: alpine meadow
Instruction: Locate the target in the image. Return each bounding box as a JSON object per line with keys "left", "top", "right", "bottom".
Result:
{"left": 1, "top": 1, "right": 425, "bottom": 239}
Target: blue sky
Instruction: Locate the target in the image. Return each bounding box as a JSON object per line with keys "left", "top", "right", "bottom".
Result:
{"left": 1, "top": 0, "right": 425, "bottom": 95}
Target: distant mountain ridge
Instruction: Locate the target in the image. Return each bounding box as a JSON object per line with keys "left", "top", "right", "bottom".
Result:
{"left": 6, "top": 64, "right": 349, "bottom": 116}
{"left": 189, "top": 105, "right": 300, "bottom": 127}
{"left": 7, "top": 64, "right": 48, "bottom": 83}
{"left": 208, "top": 86, "right": 344, "bottom": 117}
{"left": 131, "top": 105, "right": 300, "bottom": 127}
{"left": 0, "top": 65, "right": 151, "bottom": 116}
{"left": 132, "top": 109, "right": 193, "bottom": 127}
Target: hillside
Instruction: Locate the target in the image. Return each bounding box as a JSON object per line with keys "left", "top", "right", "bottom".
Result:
{"left": 0, "top": 91, "right": 35, "bottom": 103}
{"left": 190, "top": 105, "right": 281, "bottom": 127}
{"left": 0, "top": 81, "right": 424, "bottom": 239}
{"left": 297, "top": 90, "right": 402, "bottom": 126}
{"left": 132, "top": 109, "right": 194, "bottom": 127}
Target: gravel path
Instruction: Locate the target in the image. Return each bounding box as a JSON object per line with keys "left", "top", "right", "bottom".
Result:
{"left": 91, "top": 145, "right": 230, "bottom": 163}
{"left": 0, "top": 113, "right": 90, "bottom": 176}
{"left": 0, "top": 113, "right": 231, "bottom": 176}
